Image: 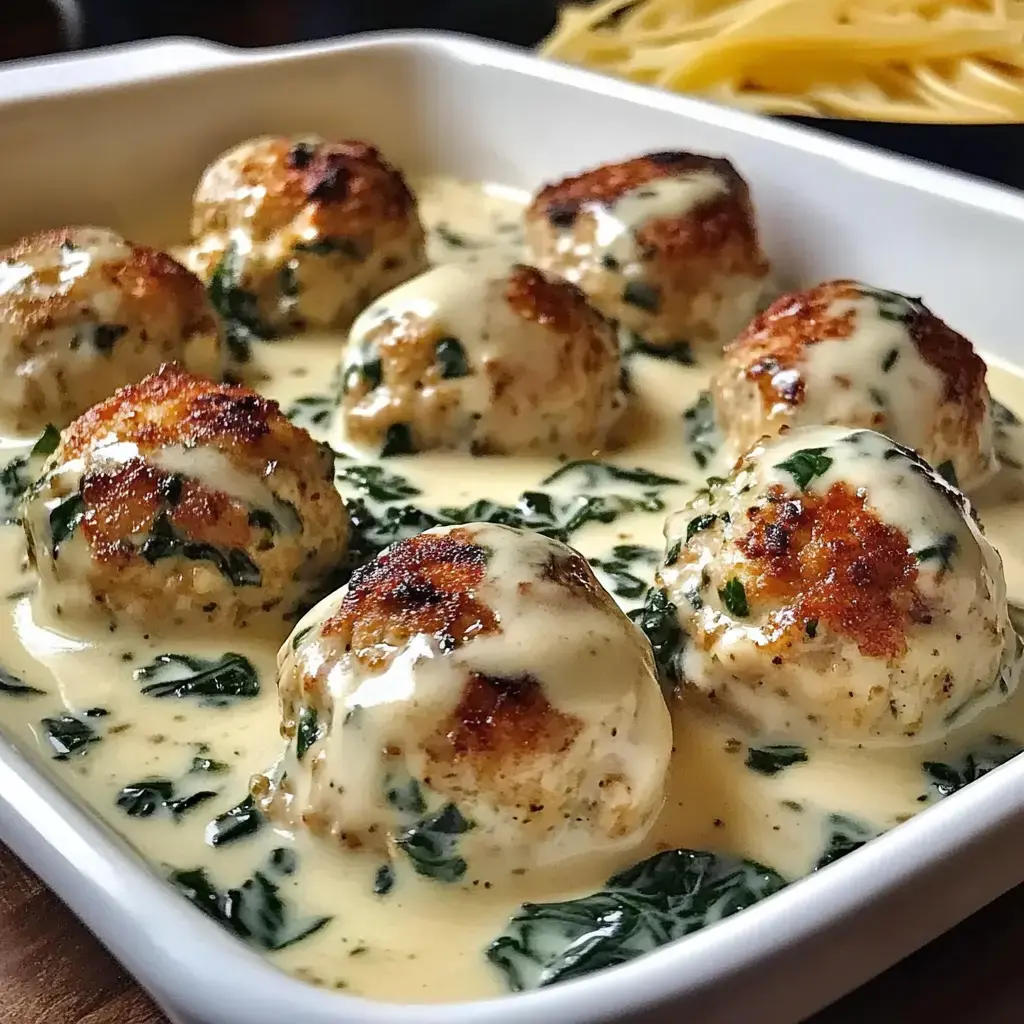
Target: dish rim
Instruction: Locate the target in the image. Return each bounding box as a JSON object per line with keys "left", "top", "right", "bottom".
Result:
{"left": 1, "top": 30, "right": 1024, "bottom": 1024}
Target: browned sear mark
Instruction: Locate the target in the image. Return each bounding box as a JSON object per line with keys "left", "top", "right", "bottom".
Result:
{"left": 324, "top": 529, "right": 498, "bottom": 669}
{"left": 739, "top": 482, "right": 923, "bottom": 659}
{"left": 430, "top": 671, "right": 581, "bottom": 772}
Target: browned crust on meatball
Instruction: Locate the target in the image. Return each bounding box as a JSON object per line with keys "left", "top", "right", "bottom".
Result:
{"left": 79, "top": 458, "right": 254, "bottom": 564}
{"left": 736, "top": 482, "right": 925, "bottom": 660}
{"left": 539, "top": 550, "right": 607, "bottom": 607}
{"left": 504, "top": 264, "right": 618, "bottom": 379}
{"left": 505, "top": 263, "right": 609, "bottom": 338}
{"left": 527, "top": 152, "right": 764, "bottom": 271}
{"left": 726, "top": 280, "right": 987, "bottom": 420}
{"left": 531, "top": 152, "right": 744, "bottom": 217}
{"left": 194, "top": 137, "right": 418, "bottom": 242}
{"left": 0, "top": 228, "right": 217, "bottom": 340}
{"left": 61, "top": 365, "right": 329, "bottom": 484}
{"left": 427, "top": 671, "right": 581, "bottom": 767}
{"left": 323, "top": 528, "right": 499, "bottom": 669}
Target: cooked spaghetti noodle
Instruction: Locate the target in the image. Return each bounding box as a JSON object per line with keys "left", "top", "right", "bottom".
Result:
{"left": 542, "top": 0, "right": 1024, "bottom": 121}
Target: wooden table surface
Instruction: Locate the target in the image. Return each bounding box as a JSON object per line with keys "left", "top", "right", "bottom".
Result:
{"left": 3, "top": 5, "right": 1024, "bottom": 1023}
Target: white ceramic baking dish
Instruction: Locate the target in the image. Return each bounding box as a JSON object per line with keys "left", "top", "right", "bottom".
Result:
{"left": 2, "top": 32, "right": 1024, "bottom": 1024}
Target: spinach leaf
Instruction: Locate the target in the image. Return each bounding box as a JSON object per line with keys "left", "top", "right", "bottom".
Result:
{"left": 205, "top": 794, "right": 265, "bottom": 848}
{"left": 49, "top": 493, "right": 86, "bottom": 553}
{"left": 116, "top": 778, "right": 217, "bottom": 819}
{"left": 346, "top": 499, "right": 443, "bottom": 565}
{"left": 169, "top": 848, "right": 330, "bottom": 951}
{"left": 686, "top": 512, "right": 719, "bottom": 543}
{"left": 294, "top": 236, "right": 364, "bottom": 259}
{"left": 396, "top": 803, "right": 473, "bottom": 882}
{"left": 815, "top": 814, "right": 877, "bottom": 870}
{"left": 296, "top": 706, "right": 321, "bottom": 760}
{"left": 189, "top": 756, "right": 229, "bottom": 774}
{"left": 0, "top": 456, "right": 31, "bottom": 525}
{"left": 374, "top": 864, "right": 395, "bottom": 896}
{"left": 935, "top": 460, "right": 959, "bottom": 489}
{"left": 914, "top": 532, "right": 958, "bottom": 572}
{"left": 285, "top": 394, "right": 335, "bottom": 430}
{"left": 135, "top": 652, "right": 259, "bottom": 705}
{"left": 923, "top": 735, "right": 1023, "bottom": 798}
{"left": 435, "top": 224, "right": 474, "bottom": 249}
{"left": 208, "top": 243, "right": 273, "bottom": 363}
{"left": 435, "top": 337, "right": 470, "bottom": 379}
{"left": 775, "top": 447, "right": 833, "bottom": 491}
{"left": 626, "top": 332, "right": 694, "bottom": 365}
{"left": 72, "top": 323, "right": 129, "bottom": 353}
{"left": 139, "top": 513, "right": 261, "bottom": 587}
{"left": 385, "top": 774, "right": 427, "bottom": 815}
{"left": 0, "top": 666, "right": 44, "bottom": 697}
{"left": 881, "top": 347, "right": 900, "bottom": 372}
{"left": 590, "top": 544, "right": 659, "bottom": 601}
{"left": 40, "top": 713, "right": 99, "bottom": 760}
{"left": 718, "top": 578, "right": 749, "bottom": 618}
{"left": 745, "top": 745, "right": 808, "bottom": 776}
{"left": 336, "top": 465, "right": 421, "bottom": 503}
{"left": 440, "top": 491, "right": 664, "bottom": 546}
{"left": 859, "top": 285, "right": 923, "bottom": 325}
{"left": 541, "top": 460, "right": 679, "bottom": 489}
{"left": 621, "top": 280, "right": 661, "bottom": 314}
{"left": 380, "top": 423, "right": 415, "bottom": 458}
{"left": 629, "top": 588, "right": 684, "bottom": 684}
{"left": 992, "top": 398, "right": 1023, "bottom": 470}
{"left": 682, "top": 392, "right": 719, "bottom": 470}
{"left": 486, "top": 848, "right": 786, "bottom": 991}
{"left": 31, "top": 424, "right": 61, "bottom": 459}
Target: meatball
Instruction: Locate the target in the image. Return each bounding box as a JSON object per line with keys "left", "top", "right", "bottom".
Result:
{"left": 340, "top": 262, "right": 627, "bottom": 457}
{"left": 0, "top": 227, "right": 221, "bottom": 438}
{"left": 713, "top": 280, "right": 998, "bottom": 491}
{"left": 653, "top": 425, "right": 1020, "bottom": 746}
{"left": 23, "top": 364, "right": 348, "bottom": 631}
{"left": 188, "top": 136, "right": 428, "bottom": 336}
{"left": 254, "top": 523, "right": 671, "bottom": 877}
{"left": 524, "top": 151, "right": 769, "bottom": 352}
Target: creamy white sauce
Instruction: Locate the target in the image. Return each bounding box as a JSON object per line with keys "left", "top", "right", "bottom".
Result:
{"left": 0, "top": 176, "right": 1022, "bottom": 1003}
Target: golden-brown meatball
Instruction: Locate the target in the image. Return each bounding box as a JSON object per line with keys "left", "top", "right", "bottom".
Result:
{"left": 340, "top": 262, "right": 626, "bottom": 457}
{"left": 23, "top": 364, "right": 348, "bottom": 632}
{"left": 187, "top": 136, "right": 428, "bottom": 337}
{"left": 255, "top": 523, "right": 671, "bottom": 877}
{"left": 524, "top": 151, "right": 769, "bottom": 353}
{"left": 0, "top": 227, "right": 221, "bottom": 437}
{"left": 712, "top": 280, "right": 998, "bottom": 490}
{"left": 651, "top": 425, "right": 1019, "bottom": 746}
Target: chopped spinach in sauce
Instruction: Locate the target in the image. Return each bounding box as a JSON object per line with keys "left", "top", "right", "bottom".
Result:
{"left": 296, "top": 705, "right": 322, "bottom": 760}
{"left": 0, "top": 666, "right": 44, "bottom": 697}
{"left": 205, "top": 794, "right": 265, "bottom": 847}
{"left": 923, "top": 735, "right": 1023, "bottom": 798}
{"left": 170, "top": 848, "right": 330, "bottom": 951}
{"left": 135, "top": 652, "right": 259, "bottom": 705}
{"left": 815, "top": 814, "right": 877, "bottom": 870}
{"left": 745, "top": 745, "right": 808, "bottom": 776}
{"left": 336, "top": 465, "right": 421, "bottom": 502}
{"left": 208, "top": 243, "right": 273, "bottom": 362}
{"left": 682, "top": 392, "right": 719, "bottom": 470}
{"left": 718, "top": 577, "right": 749, "bottom": 618}
{"left": 487, "top": 848, "right": 786, "bottom": 990}
{"left": 629, "top": 588, "right": 684, "bottom": 684}
{"left": 139, "top": 514, "right": 262, "bottom": 587}
{"left": 396, "top": 803, "right": 474, "bottom": 882}
{"left": 590, "top": 544, "right": 660, "bottom": 600}
{"left": 116, "top": 778, "right": 217, "bottom": 819}
{"left": 40, "top": 712, "right": 100, "bottom": 760}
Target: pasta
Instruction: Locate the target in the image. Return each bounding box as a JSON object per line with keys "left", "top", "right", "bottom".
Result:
{"left": 542, "top": 0, "right": 1024, "bottom": 121}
